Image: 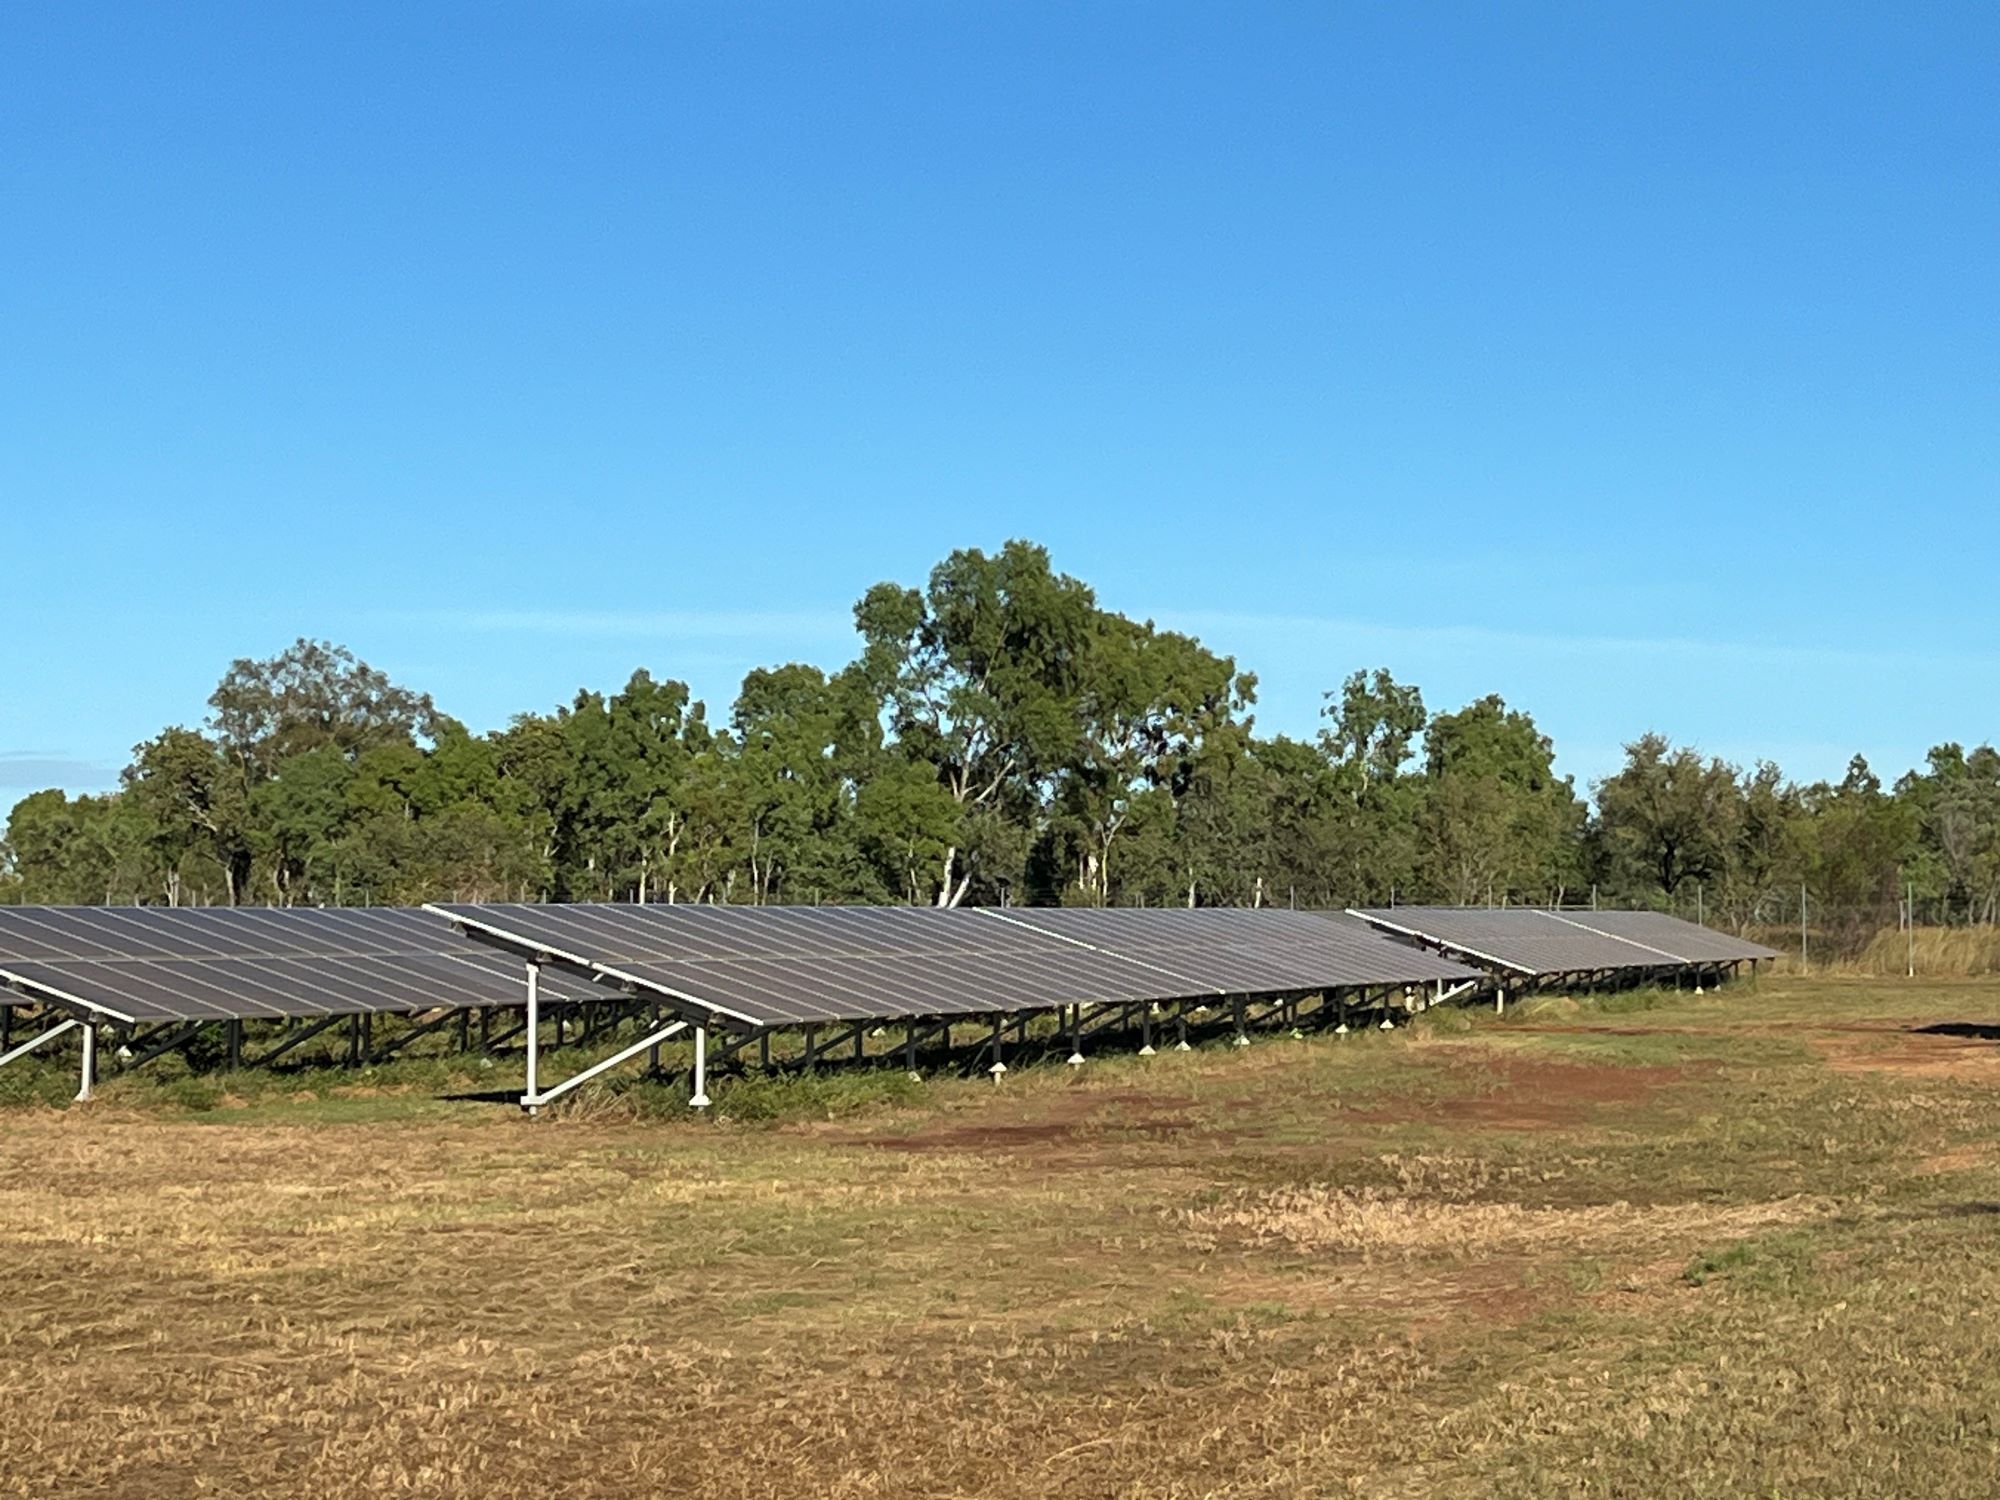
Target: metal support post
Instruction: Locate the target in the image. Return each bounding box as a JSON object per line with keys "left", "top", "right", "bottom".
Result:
{"left": 75, "top": 1022, "right": 96, "bottom": 1102}
{"left": 523, "top": 961, "right": 541, "bottom": 1114}
{"left": 226, "top": 1019, "right": 243, "bottom": 1071}
{"left": 1232, "top": 995, "right": 1250, "bottom": 1047}
{"left": 690, "top": 1025, "right": 710, "bottom": 1109}
{"left": 1139, "top": 1003, "right": 1155, "bottom": 1057}
{"left": 1175, "top": 999, "right": 1190, "bottom": 1052}
{"left": 1067, "top": 1003, "right": 1085, "bottom": 1067}
{"left": 905, "top": 1023, "right": 920, "bottom": 1080}
{"left": 989, "top": 1017, "right": 1007, "bottom": 1080}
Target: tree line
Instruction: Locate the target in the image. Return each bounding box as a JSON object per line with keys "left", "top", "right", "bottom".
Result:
{"left": 4, "top": 541, "right": 1994, "bottom": 940}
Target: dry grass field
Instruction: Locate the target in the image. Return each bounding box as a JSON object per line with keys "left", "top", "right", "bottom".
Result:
{"left": 10, "top": 975, "right": 2000, "bottom": 1497}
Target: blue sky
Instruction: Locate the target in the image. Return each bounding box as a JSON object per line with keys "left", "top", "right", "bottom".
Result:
{"left": 4, "top": 3, "right": 1996, "bottom": 801}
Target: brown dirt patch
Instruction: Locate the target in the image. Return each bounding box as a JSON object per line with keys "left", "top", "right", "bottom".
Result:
{"left": 826, "top": 1085, "right": 1206, "bottom": 1156}
{"left": 1918, "top": 1145, "right": 1994, "bottom": 1176}
{"left": 1814, "top": 1028, "right": 2000, "bottom": 1081}
{"left": 1184, "top": 1184, "right": 1823, "bottom": 1260}
{"left": 1345, "top": 1054, "right": 1699, "bottom": 1130}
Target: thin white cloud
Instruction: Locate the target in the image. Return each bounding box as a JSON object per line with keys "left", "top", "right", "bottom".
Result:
{"left": 1158, "top": 612, "right": 1992, "bottom": 674}
{"left": 384, "top": 608, "right": 856, "bottom": 640}
{"left": 0, "top": 752, "right": 122, "bottom": 789}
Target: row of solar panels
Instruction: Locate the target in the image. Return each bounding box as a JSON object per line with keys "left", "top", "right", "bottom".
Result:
{"left": 1346, "top": 906, "right": 1778, "bottom": 976}
{"left": 0, "top": 904, "right": 1479, "bottom": 1029}
{"left": 431, "top": 904, "right": 1478, "bottom": 1028}
{"left": 0, "top": 903, "right": 1769, "bottom": 1033}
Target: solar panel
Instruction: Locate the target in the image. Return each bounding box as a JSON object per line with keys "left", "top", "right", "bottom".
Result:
{"left": 1346, "top": 906, "right": 1774, "bottom": 977}
{"left": 0, "top": 906, "right": 598, "bottom": 1024}
{"left": 430, "top": 903, "right": 1188, "bottom": 1027}
{"left": 997, "top": 908, "right": 1481, "bottom": 992}
{"left": 428, "top": 903, "right": 1484, "bottom": 1029}
{"left": 1548, "top": 910, "right": 1778, "bottom": 963}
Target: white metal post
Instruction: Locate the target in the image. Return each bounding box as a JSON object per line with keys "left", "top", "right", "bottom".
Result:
{"left": 74, "top": 1022, "right": 96, "bottom": 1102}
{"left": 523, "top": 960, "right": 541, "bottom": 1114}
{"left": 690, "top": 1025, "right": 710, "bottom": 1109}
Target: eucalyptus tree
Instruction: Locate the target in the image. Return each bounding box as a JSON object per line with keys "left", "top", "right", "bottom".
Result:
{"left": 1418, "top": 695, "right": 1581, "bottom": 904}
{"left": 1166, "top": 724, "right": 1280, "bottom": 907}
{"left": 1591, "top": 734, "right": 1744, "bottom": 904}
{"left": 559, "top": 671, "right": 715, "bottom": 902}
{"left": 854, "top": 541, "right": 1094, "bottom": 905}
{"left": 489, "top": 711, "right": 579, "bottom": 900}
{"left": 1791, "top": 757, "right": 1917, "bottom": 927}
{"left": 1316, "top": 669, "right": 1427, "bottom": 901}
{"left": 1898, "top": 743, "right": 2000, "bottom": 922}
{"left": 853, "top": 758, "right": 961, "bottom": 905}
{"left": 1248, "top": 734, "right": 1353, "bottom": 907}
{"left": 123, "top": 727, "right": 253, "bottom": 905}
{"left": 208, "top": 638, "right": 439, "bottom": 782}
{"left": 1720, "top": 760, "right": 1806, "bottom": 927}
{"left": 730, "top": 662, "right": 879, "bottom": 904}
{"left": 247, "top": 744, "right": 355, "bottom": 904}
{"left": 2, "top": 789, "right": 147, "bottom": 904}
{"left": 1053, "top": 614, "right": 1252, "bottom": 906}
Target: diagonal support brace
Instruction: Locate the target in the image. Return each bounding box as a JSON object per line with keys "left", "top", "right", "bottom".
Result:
{"left": 0, "top": 1016, "right": 79, "bottom": 1070}
{"left": 523, "top": 1018, "right": 690, "bottom": 1114}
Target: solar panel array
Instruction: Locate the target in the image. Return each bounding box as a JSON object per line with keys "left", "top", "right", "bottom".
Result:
{"left": 430, "top": 902, "right": 1481, "bottom": 1028}
{"left": 0, "top": 906, "right": 599, "bottom": 1024}
{"left": 1346, "top": 906, "right": 1777, "bottom": 977}
{"left": 0, "top": 901, "right": 1486, "bottom": 1032}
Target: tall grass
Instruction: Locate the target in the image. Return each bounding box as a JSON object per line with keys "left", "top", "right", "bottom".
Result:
{"left": 1751, "top": 923, "right": 2000, "bottom": 976}
{"left": 1849, "top": 923, "right": 2000, "bottom": 976}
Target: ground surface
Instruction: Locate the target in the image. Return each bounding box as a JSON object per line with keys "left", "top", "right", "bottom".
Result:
{"left": 9, "top": 975, "right": 2000, "bottom": 1497}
